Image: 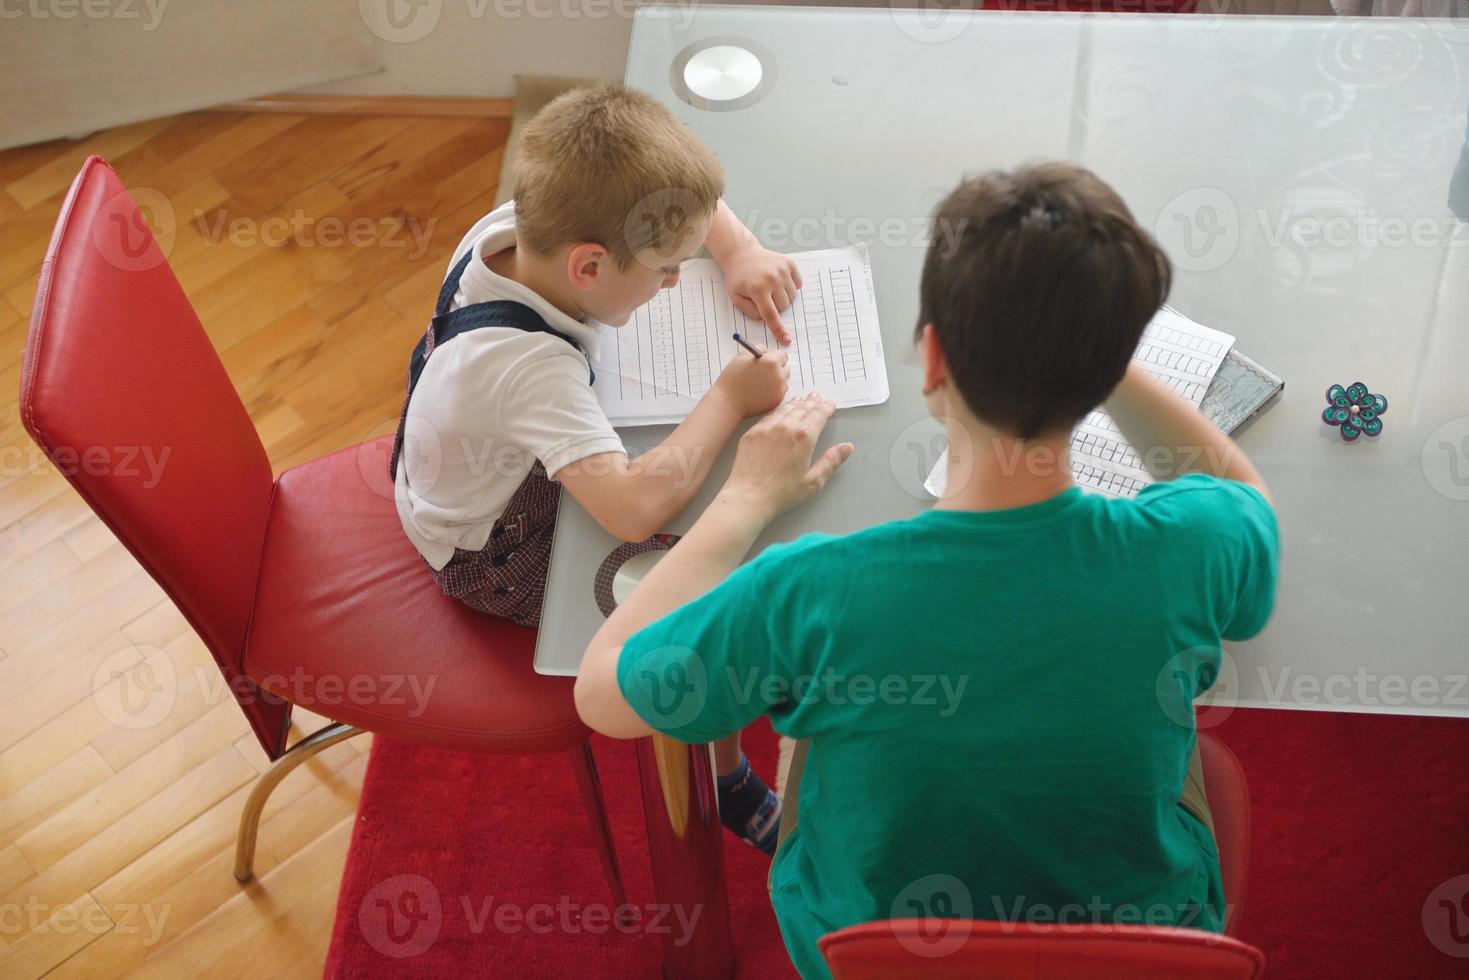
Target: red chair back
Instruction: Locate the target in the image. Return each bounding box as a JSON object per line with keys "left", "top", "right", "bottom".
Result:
{"left": 819, "top": 920, "right": 1265, "bottom": 979}
{"left": 19, "top": 156, "right": 291, "bottom": 757}
{"left": 1197, "top": 730, "right": 1249, "bottom": 934}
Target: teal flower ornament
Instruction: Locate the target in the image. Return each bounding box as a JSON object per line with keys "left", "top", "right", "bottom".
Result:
{"left": 1323, "top": 382, "right": 1386, "bottom": 442}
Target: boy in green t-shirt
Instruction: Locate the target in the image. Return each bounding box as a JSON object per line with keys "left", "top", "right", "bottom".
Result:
{"left": 574, "top": 163, "right": 1278, "bottom": 979}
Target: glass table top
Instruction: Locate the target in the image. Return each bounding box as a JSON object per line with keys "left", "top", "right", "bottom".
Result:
{"left": 536, "top": 5, "right": 1469, "bottom": 716}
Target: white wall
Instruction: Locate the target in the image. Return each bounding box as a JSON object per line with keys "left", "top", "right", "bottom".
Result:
{"left": 305, "top": 0, "right": 637, "bottom": 97}
{"left": 0, "top": 0, "right": 381, "bottom": 151}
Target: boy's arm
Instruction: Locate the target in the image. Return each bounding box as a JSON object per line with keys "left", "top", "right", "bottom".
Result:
{"left": 1104, "top": 363, "right": 1273, "bottom": 504}
{"left": 557, "top": 346, "right": 791, "bottom": 542}
{"left": 704, "top": 200, "right": 803, "bottom": 346}
{"left": 576, "top": 394, "right": 852, "bottom": 737}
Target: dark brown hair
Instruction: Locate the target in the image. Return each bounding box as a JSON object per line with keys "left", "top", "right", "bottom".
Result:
{"left": 918, "top": 162, "right": 1171, "bottom": 439}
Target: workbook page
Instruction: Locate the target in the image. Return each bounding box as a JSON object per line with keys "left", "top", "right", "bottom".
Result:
{"left": 924, "top": 307, "right": 1236, "bottom": 499}
{"left": 591, "top": 246, "right": 888, "bottom": 427}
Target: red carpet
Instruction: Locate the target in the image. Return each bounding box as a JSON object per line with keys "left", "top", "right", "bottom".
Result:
{"left": 325, "top": 709, "right": 1469, "bottom": 978}
{"left": 324, "top": 717, "right": 797, "bottom": 979}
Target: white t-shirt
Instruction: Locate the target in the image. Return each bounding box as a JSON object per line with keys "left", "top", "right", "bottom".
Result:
{"left": 394, "top": 201, "right": 624, "bottom": 570}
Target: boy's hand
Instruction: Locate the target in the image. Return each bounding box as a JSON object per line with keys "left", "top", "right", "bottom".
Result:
{"left": 721, "top": 246, "right": 803, "bottom": 346}
{"left": 714, "top": 345, "right": 790, "bottom": 418}
{"left": 717, "top": 393, "right": 854, "bottom": 525}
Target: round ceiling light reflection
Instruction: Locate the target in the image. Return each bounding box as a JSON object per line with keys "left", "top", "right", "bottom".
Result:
{"left": 685, "top": 46, "right": 762, "bottom": 101}
{"left": 670, "top": 38, "right": 776, "bottom": 112}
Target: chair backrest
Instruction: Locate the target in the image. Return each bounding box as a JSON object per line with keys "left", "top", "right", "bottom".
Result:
{"left": 818, "top": 920, "right": 1266, "bottom": 980}
{"left": 1197, "top": 730, "right": 1250, "bottom": 935}
{"left": 20, "top": 156, "right": 291, "bottom": 757}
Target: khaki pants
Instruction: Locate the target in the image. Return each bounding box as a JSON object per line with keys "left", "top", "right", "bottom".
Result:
{"left": 1180, "top": 742, "right": 1215, "bottom": 836}
{"left": 769, "top": 738, "right": 1216, "bottom": 881}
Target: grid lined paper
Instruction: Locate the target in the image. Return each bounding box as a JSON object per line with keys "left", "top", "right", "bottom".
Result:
{"left": 594, "top": 247, "right": 888, "bottom": 426}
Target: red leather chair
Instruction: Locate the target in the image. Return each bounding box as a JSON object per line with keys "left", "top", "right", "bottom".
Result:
{"left": 19, "top": 156, "right": 625, "bottom": 903}
{"left": 1197, "top": 729, "right": 1250, "bottom": 935}
{"left": 818, "top": 921, "right": 1265, "bottom": 979}
{"left": 817, "top": 731, "right": 1260, "bottom": 978}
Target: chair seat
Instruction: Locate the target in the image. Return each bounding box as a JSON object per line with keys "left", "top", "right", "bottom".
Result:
{"left": 243, "top": 435, "right": 588, "bottom": 754}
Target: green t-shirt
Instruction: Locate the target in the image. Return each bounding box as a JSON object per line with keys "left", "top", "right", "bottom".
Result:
{"left": 617, "top": 474, "right": 1279, "bottom": 979}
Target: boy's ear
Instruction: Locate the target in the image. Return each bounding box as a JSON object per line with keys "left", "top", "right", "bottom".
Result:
{"left": 920, "top": 323, "right": 949, "bottom": 396}
{"left": 565, "top": 242, "right": 610, "bottom": 291}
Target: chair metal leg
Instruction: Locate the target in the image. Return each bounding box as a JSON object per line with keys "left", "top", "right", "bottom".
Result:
{"left": 234, "top": 721, "right": 365, "bottom": 883}
{"left": 569, "top": 740, "right": 628, "bottom": 911}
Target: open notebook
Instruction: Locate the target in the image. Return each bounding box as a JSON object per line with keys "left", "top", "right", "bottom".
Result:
{"left": 590, "top": 246, "right": 889, "bottom": 427}
{"left": 924, "top": 307, "right": 1281, "bottom": 499}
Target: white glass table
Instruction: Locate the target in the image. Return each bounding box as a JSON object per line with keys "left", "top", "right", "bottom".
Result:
{"left": 534, "top": 7, "right": 1469, "bottom": 975}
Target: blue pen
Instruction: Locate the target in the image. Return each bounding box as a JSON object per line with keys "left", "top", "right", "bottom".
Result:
{"left": 731, "top": 332, "right": 763, "bottom": 359}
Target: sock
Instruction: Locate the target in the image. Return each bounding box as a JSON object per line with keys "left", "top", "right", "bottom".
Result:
{"left": 716, "top": 754, "right": 782, "bottom": 856}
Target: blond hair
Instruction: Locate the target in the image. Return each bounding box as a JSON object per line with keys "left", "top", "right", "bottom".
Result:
{"left": 511, "top": 83, "right": 724, "bottom": 268}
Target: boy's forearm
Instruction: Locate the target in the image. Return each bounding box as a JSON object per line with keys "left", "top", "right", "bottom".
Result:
{"left": 703, "top": 199, "right": 757, "bottom": 266}
{"left": 625, "top": 386, "right": 744, "bottom": 526}
{"left": 1105, "top": 364, "right": 1271, "bottom": 500}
